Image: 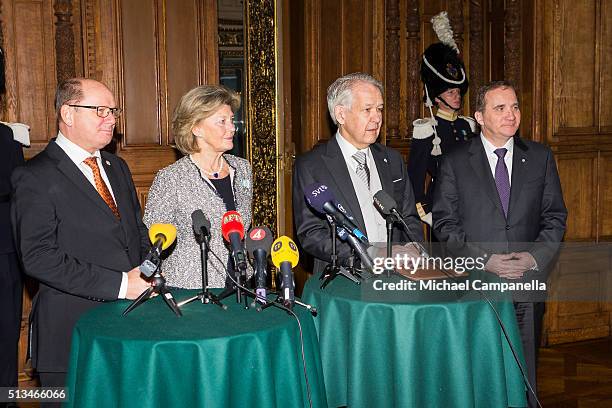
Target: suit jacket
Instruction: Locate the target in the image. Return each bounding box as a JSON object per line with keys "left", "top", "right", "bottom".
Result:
{"left": 11, "top": 141, "right": 149, "bottom": 372}
{"left": 0, "top": 124, "right": 24, "bottom": 254}
{"left": 432, "top": 135, "right": 567, "bottom": 276}
{"left": 293, "top": 137, "right": 423, "bottom": 275}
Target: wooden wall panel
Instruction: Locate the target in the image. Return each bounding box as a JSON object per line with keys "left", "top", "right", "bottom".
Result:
{"left": 545, "top": 246, "right": 611, "bottom": 344}
{"left": 10, "top": 0, "right": 56, "bottom": 151}
{"left": 318, "top": 0, "right": 340, "bottom": 140}
{"left": 601, "top": 0, "right": 612, "bottom": 131}
{"left": 299, "top": 0, "right": 379, "bottom": 149}
{"left": 120, "top": 0, "right": 161, "bottom": 146}
{"left": 556, "top": 153, "right": 597, "bottom": 240}
{"left": 165, "top": 1, "right": 201, "bottom": 144}
{"left": 553, "top": 0, "right": 597, "bottom": 134}
{"left": 599, "top": 152, "right": 612, "bottom": 239}
{"left": 344, "top": 0, "right": 372, "bottom": 73}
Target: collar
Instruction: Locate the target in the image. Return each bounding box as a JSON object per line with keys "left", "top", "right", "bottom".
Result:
{"left": 335, "top": 131, "right": 371, "bottom": 165}
{"left": 480, "top": 132, "right": 514, "bottom": 157}
{"left": 435, "top": 109, "right": 458, "bottom": 122}
{"left": 55, "top": 132, "right": 101, "bottom": 166}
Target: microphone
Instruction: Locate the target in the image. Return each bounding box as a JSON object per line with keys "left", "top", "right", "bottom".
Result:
{"left": 221, "top": 210, "right": 248, "bottom": 272}
{"left": 271, "top": 236, "right": 299, "bottom": 309}
{"left": 304, "top": 183, "right": 368, "bottom": 243}
{"left": 246, "top": 226, "right": 274, "bottom": 303}
{"left": 337, "top": 227, "right": 375, "bottom": 273}
{"left": 140, "top": 223, "right": 177, "bottom": 277}
{"left": 373, "top": 190, "right": 429, "bottom": 257}
{"left": 191, "top": 209, "right": 211, "bottom": 244}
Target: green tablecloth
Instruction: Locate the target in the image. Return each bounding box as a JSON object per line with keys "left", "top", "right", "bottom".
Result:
{"left": 65, "top": 290, "right": 327, "bottom": 408}
{"left": 302, "top": 275, "right": 528, "bottom": 408}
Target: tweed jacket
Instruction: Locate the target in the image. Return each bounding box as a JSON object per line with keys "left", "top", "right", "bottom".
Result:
{"left": 144, "top": 154, "right": 253, "bottom": 288}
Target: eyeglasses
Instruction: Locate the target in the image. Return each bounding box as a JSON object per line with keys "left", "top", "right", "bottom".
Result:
{"left": 68, "top": 104, "right": 123, "bottom": 118}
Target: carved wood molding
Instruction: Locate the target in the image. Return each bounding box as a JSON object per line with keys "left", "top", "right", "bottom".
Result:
{"left": 385, "top": 0, "right": 400, "bottom": 140}
{"left": 405, "top": 0, "right": 420, "bottom": 139}
{"left": 54, "top": 0, "right": 76, "bottom": 83}
{"left": 505, "top": 0, "right": 522, "bottom": 92}
{"left": 469, "top": 0, "right": 485, "bottom": 111}
{"left": 448, "top": 0, "right": 465, "bottom": 55}
{"left": 83, "top": 0, "right": 98, "bottom": 80}
{"left": 245, "top": 0, "right": 277, "bottom": 232}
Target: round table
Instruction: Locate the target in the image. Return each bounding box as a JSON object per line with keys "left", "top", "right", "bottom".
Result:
{"left": 302, "top": 274, "right": 528, "bottom": 408}
{"left": 65, "top": 290, "right": 327, "bottom": 408}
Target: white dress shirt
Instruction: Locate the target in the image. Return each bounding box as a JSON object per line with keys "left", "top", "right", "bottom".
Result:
{"left": 335, "top": 131, "right": 387, "bottom": 244}
{"left": 480, "top": 133, "right": 514, "bottom": 184}
{"left": 55, "top": 132, "right": 128, "bottom": 298}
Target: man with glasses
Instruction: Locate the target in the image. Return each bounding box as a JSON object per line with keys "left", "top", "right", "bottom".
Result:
{"left": 11, "top": 78, "right": 151, "bottom": 391}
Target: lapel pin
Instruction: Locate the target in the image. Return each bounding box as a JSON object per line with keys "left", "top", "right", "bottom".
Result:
{"left": 521, "top": 158, "right": 526, "bottom": 163}
{"left": 105, "top": 160, "right": 111, "bottom": 166}
{"left": 383, "top": 158, "right": 388, "bottom": 163}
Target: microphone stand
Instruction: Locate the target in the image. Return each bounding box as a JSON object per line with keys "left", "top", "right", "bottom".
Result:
{"left": 320, "top": 219, "right": 361, "bottom": 289}
{"left": 177, "top": 234, "right": 226, "bottom": 310}
{"left": 123, "top": 255, "right": 182, "bottom": 317}
{"left": 386, "top": 217, "right": 394, "bottom": 277}
{"left": 218, "top": 254, "right": 250, "bottom": 309}
{"left": 391, "top": 209, "right": 429, "bottom": 258}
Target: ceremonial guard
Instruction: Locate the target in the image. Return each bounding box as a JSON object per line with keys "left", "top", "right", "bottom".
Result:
{"left": 407, "top": 12, "right": 477, "bottom": 227}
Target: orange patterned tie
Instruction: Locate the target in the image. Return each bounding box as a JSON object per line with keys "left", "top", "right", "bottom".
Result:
{"left": 83, "top": 157, "right": 120, "bottom": 219}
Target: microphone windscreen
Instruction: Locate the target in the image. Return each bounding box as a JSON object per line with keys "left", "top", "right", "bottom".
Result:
{"left": 191, "top": 209, "right": 211, "bottom": 234}
{"left": 221, "top": 210, "right": 245, "bottom": 242}
{"left": 304, "top": 183, "right": 335, "bottom": 213}
{"left": 270, "top": 236, "right": 299, "bottom": 268}
{"left": 246, "top": 226, "right": 274, "bottom": 256}
{"left": 149, "top": 223, "right": 177, "bottom": 250}
{"left": 373, "top": 190, "right": 397, "bottom": 216}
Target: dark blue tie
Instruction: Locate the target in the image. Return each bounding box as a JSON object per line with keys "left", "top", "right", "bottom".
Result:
{"left": 494, "top": 148, "right": 510, "bottom": 217}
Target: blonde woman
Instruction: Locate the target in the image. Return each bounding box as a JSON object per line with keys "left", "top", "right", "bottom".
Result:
{"left": 144, "top": 85, "right": 253, "bottom": 288}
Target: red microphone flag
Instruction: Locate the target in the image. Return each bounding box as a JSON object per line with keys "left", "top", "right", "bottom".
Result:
{"left": 221, "top": 210, "right": 245, "bottom": 242}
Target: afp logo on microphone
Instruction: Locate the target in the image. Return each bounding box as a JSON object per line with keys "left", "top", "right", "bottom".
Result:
{"left": 223, "top": 212, "right": 243, "bottom": 224}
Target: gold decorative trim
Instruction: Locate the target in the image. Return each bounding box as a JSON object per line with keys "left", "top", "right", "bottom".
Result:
{"left": 244, "top": 0, "right": 277, "bottom": 233}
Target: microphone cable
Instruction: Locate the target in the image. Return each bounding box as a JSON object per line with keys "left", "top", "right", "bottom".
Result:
{"left": 384, "top": 203, "right": 540, "bottom": 406}
{"left": 208, "top": 247, "right": 314, "bottom": 408}
{"left": 432, "top": 262, "right": 542, "bottom": 407}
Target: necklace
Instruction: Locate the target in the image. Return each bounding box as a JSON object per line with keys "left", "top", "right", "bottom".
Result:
{"left": 200, "top": 158, "right": 224, "bottom": 179}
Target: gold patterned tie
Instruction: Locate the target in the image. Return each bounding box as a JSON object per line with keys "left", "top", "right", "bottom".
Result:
{"left": 83, "top": 157, "right": 120, "bottom": 219}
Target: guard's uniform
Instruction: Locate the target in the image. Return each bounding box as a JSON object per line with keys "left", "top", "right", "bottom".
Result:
{"left": 408, "top": 111, "right": 476, "bottom": 225}
{"left": 407, "top": 11, "right": 472, "bottom": 227}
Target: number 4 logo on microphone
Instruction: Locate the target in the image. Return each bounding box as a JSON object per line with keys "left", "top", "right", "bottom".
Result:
{"left": 250, "top": 228, "right": 265, "bottom": 240}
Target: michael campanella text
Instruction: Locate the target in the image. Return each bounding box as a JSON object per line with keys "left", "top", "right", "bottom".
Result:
{"left": 372, "top": 279, "right": 547, "bottom": 292}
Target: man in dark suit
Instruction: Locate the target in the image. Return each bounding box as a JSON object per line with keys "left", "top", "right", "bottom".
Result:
{"left": 11, "top": 78, "right": 151, "bottom": 390}
{"left": 432, "top": 80, "right": 567, "bottom": 407}
{"left": 0, "top": 122, "right": 25, "bottom": 395}
{"left": 293, "top": 72, "right": 423, "bottom": 276}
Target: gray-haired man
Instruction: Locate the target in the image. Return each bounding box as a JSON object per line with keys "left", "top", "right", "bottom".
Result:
{"left": 292, "top": 72, "right": 423, "bottom": 276}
